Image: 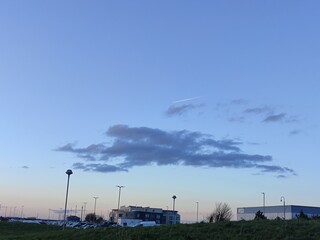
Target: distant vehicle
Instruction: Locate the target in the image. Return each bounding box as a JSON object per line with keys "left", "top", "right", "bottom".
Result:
{"left": 65, "top": 221, "right": 79, "bottom": 228}
{"left": 133, "top": 221, "right": 159, "bottom": 227}
{"left": 21, "top": 220, "right": 43, "bottom": 224}
{"left": 82, "top": 223, "right": 95, "bottom": 229}
{"left": 74, "top": 222, "right": 87, "bottom": 229}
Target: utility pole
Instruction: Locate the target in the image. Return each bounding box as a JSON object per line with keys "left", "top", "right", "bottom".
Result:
{"left": 116, "top": 185, "right": 125, "bottom": 223}
{"left": 80, "top": 206, "right": 84, "bottom": 221}
{"left": 172, "top": 195, "right": 177, "bottom": 224}
{"left": 93, "top": 197, "right": 99, "bottom": 216}
{"left": 261, "top": 192, "right": 265, "bottom": 215}
{"left": 280, "top": 196, "right": 286, "bottom": 220}
{"left": 63, "top": 169, "right": 73, "bottom": 230}
{"left": 196, "top": 202, "right": 199, "bottom": 223}
{"left": 83, "top": 202, "right": 87, "bottom": 220}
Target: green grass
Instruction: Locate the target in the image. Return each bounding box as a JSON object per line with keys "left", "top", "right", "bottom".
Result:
{"left": 1, "top": 220, "right": 320, "bottom": 240}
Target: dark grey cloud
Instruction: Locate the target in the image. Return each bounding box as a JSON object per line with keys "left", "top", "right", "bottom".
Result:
{"left": 73, "top": 162, "right": 127, "bottom": 173}
{"left": 56, "top": 125, "right": 295, "bottom": 176}
{"left": 165, "top": 103, "right": 204, "bottom": 117}
{"left": 22, "top": 166, "right": 29, "bottom": 169}
{"left": 263, "top": 113, "right": 287, "bottom": 122}
{"left": 55, "top": 143, "right": 106, "bottom": 161}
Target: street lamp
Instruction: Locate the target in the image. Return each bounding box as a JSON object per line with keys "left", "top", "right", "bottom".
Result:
{"left": 59, "top": 208, "right": 62, "bottom": 220}
{"left": 196, "top": 202, "right": 199, "bottom": 223}
{"left": 116, "top": 185, "right": 125, "bottom": 223}
{"left": 13, "top": 207, "right": 17, "bottom": 218}
{"left": 261, "top": 192, "right": 265, "bottom": 214}
{"left": 63, "top": 169, "right": 73, "bottom": 230}
{"left": 21, "top": 206, "right": 24, "bottom": 218}
{"left": 280, "top": 196, "right": 286, "bottom": 220}
{"left": 13, "top": 206, "right": 17, "bottom": 218}
{"left": 93, "top": 197, "right": 99, "bottom": 216}
{"left": 80, "top": 206, "right": 84, "bottom": 221}
{"left": 83, "top": 202, "right": 87, "bottom": 220}
{"left": 172, "top": 195, "right": 177, "bottom": 224}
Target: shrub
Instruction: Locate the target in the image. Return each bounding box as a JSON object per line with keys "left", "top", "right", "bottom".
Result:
{"left": 207, "top": 202, "right": 232, "bottom": 223}
{"left": 254, "top": 210, "right": 266, "bottom": 220}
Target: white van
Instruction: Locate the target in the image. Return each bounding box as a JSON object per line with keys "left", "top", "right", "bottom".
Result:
{"left": 133, "top": 221, "right": 159, "bottom": 227}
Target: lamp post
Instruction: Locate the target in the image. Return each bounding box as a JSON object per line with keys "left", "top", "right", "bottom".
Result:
{"left": 261, "top": 192, "right": 265, "bottom": 214}
{"left": 93, "top": 197, "right": 99, "bottom": 216}
{"left": 21, "top": 205, "right": 24, "bottom": 218}
{"left": 80, "top": 206, "right": 84, "bottom": 221}
{"left": 83, "top": 202, "right": 87, "bottom": 220}
{"left": 280, "top": 196, "right": 286, "bottom": 220}
{"left": 172, "top": 195, "right": 177, "bottom": 224}
{"left": 13, "top": 206, "right": 17, "bottom": 218}
{"left": 196, "top": 202, "right": 199, "bottom": 223}
{"left": 116, "top": 185, "right": 124, "bottom": 223}
{"left": 13, "top": 207, "right": 17, "bottom": 218}
{"left": 63, "top": 169, "right": 73, "bottom": 230}
{"left": 59, "top": 208, "right": 62, "bottom": 220}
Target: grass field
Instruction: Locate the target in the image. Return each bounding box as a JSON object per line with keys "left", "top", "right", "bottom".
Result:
{"left": 1, "top": 220, "right": 320, "bottom": 240}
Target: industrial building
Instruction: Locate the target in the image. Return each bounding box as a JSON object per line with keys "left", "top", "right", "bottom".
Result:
{"left": 237, "top": 205, "right": 320, "bottom": 220}
{"left": 109, "top": 205, "right": 180, "bottom": 226}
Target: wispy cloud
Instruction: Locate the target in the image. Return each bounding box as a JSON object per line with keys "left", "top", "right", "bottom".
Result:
{"left": 172, "top": 96, "right": 203, "bottom": 104}
{"left": 276, "top": 174, "right": 286, "bottom": 178}
{"left": 263, "top": 113, "right": 287, "bottom": 122}
{"left": 217, "top": 100, "right": 299, "bottom": 126}
{"left": 231, "top": 98, "right": 248, "bottom": 105}
{"left": 55, "top": 125, "right": 295, "bottom": 177}
{"left": 286, "top": 115, "right": 300, "bottom": 123}
{"left": 165, "top": 103, "right": 204, "bottom": 117}
{"left": 243, "top": 107, "right": 272, "bottom": 114}
{"left": 228, "top": 116, "right": 245, "bottom": 123}
{"left": 289, "top": 129, "right": 301, "bottom": 136}
{"left": 22, "top": 166, "right": 29, "bottom": 169}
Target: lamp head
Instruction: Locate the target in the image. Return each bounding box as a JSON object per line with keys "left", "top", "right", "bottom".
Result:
{"left": 66, "top": 169, "right": 73, "bottom": 175}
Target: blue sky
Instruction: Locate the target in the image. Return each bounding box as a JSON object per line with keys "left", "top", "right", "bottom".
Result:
{"left": 0, "top": 0, "right": 319, "bottom": 221}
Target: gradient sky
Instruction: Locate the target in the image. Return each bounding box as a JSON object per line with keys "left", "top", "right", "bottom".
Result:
{"left": 1, "top": 0, "right": 320, "bottom": 221}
